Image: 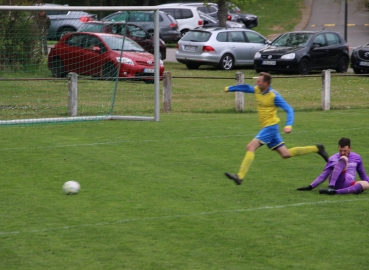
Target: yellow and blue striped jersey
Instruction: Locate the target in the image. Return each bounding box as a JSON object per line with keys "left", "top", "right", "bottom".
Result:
{"left": 226, "top": 84, "right": 294, "bottom": 128}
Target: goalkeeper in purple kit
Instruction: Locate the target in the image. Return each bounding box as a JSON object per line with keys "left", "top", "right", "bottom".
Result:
{"left": 224, "top": 72, "right": 329, "bottom": 185}
{"left": 297, "top": 137, "right": 369, "bottom": 195}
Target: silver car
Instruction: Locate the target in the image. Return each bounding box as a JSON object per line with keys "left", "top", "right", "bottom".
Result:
{"left": 176, "top": 27, "right": 270, "bottom": 70}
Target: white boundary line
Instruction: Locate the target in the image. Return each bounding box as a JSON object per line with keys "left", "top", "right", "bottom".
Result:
{"left": 1, "top": 198, "right": 367, "bottom": 236}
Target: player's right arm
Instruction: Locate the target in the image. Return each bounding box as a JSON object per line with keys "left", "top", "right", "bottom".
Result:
{"left": 224, "top": 84, "right": 255, "bottom": 93}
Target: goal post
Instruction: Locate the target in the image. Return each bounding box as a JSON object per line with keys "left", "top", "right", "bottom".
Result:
{"left": 0, "top": 5, "right": 162, "bottom": 125}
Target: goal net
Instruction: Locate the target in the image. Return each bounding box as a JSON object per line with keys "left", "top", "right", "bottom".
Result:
{"left": 0, "top": 5, "right": 162, "bottom": 125}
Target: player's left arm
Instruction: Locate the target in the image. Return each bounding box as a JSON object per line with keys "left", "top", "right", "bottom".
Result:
{"left": 274, "top": 93, "right": 294, "bottom": 133}
{"left": 357, "top": 158, "right": 369, "bottom": 181}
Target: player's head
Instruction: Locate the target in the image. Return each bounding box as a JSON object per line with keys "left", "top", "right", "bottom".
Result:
{"left": 256, "top": 72, "right": 271, "bottom": 91}
{"left": 338, "top": 137, "right": 352, "bottom": 157}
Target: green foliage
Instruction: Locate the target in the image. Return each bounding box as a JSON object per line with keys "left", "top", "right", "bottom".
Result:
{"left": 0, "top": 8, "right": 45, "bottom": 71}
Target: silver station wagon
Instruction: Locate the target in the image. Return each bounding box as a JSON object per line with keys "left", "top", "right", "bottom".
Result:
{"left": 176, "top": 27, "right": 270, "bottom": 70}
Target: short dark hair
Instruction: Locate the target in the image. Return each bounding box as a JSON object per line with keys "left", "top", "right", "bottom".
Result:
{"left": 338, "top": 137, "right": 351, "bottom": 148}
{"left": 259, "top": 72, "right": 272, "bottom": 85}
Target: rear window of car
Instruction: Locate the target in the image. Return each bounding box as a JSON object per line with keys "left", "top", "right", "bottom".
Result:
{"left": 79, "top": 24, "right": 105, "bottom": 32}
{"left": 181, "top": 31, "right": 211, "bottom": 42}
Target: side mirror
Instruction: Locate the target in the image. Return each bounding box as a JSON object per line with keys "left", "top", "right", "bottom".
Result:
{"left": 92, "top": 46, "right": 101, "bottom": 53}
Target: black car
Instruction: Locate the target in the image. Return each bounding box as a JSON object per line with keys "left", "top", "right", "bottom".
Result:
{"left": 350, "top": 43, "right": 369, "bottom": 74}
{"left": 254, "top": 31, "right": 349, "bottom": 75}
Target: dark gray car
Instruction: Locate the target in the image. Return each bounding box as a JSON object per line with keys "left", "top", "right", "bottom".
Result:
{"left": 101, "top": 11, "right": 181, "bottom": 43}
{"left": 41, "top": 4, "right": 97, "bottom": 40}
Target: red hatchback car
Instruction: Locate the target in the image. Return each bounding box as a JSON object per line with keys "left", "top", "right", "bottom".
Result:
{"left": 78, "top": 21, "right": 167, "bottom": 60}
{"left": 48, "top": 32, "right": 165, "bottom": 83}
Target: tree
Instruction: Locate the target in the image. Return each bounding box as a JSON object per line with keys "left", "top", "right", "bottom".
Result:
{"left": 216, "top": 0, "right": 256, "bottom": 27}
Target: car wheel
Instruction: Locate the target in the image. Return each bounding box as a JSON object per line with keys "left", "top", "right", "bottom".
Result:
{"left": 102, "top": 62, "right": 117, "bottom": 79}
{"left": 335, "top": 56, "right": 349, "bottom": 73}
{"left": 298, "top": 58, "right": 311, "bottom": 75}
{"left": 186, "top": 63, "right": 200, "bottom": 70}
{"left": 57, "top": 27, "right": 76, "bottom": 40}
{"left": 181, "top": 29, "right": 189, "bottom": 37}
{"left": 219, "top": 54, "right": 234, "bottom": 70}
{"left": 51, "top": 58, "right": 66, "bottom": 78}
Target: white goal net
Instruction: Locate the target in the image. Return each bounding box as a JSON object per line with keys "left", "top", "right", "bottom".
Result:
{"left": 0, "top": 5, "right": 162, "bottom": 125}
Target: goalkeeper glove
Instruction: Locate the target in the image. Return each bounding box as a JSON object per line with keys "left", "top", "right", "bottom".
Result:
{"left": 224, "top": 87, "right": 229, "bottom": 92}
{"left": 297, "top": 185, "right": 313, "bottom": 191}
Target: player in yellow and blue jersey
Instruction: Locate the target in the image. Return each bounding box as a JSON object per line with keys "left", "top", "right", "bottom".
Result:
{"left": 224, "top": 72, "right": 328, "bottom": 185}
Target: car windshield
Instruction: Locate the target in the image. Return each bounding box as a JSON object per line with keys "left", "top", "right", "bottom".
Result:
{"left": 181, "top": 30, "right": 212, "bottom": 42}
{"left": 100, "top": 35, "right": 145, "bottom": 52}
{"left": 272, "top": 33, "right": 314, "bottom": 47}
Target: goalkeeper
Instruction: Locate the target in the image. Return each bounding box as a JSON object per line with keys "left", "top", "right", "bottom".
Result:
{"left": 224, "top": 72, "right": 329, "bottom": 185}
{"left": 297, "top": 137, "right": 369, "bottom": 195}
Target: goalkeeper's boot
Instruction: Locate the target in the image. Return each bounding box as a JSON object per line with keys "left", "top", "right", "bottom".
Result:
{"left": 225, "top": 172, "right": 242, "bottom": 185}
{"left": 319, "top": 188, "right": 337, "bottom": 195}
{"left": 316, "top": 144, "right": 329, "bottom": 162}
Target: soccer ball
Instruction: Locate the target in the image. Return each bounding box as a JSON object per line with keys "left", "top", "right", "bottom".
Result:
{"left": 63, "top": 181, "right": 81, "bottom": 195}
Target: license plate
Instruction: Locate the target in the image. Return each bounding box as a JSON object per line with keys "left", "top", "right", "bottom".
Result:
{"left": 359, "top": 61, "right": 369, "bottom": 66}
{"left": 185, "top": 45, "right": 196, "bottom": 51}
{"left": 262, "top": 60, "right": 276, "bottom": 65}
{"left": 144, "top": 68, "right": 154, "bottom": 73}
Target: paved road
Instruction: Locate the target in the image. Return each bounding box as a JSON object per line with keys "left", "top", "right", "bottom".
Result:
{"left": 164, "top": 0, "right": 369, "bottom": 63}
{"left": 304, "top": 0, "right": 369, "bottom": 51}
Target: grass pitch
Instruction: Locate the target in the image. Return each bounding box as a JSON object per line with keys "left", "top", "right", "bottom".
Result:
{"left": 1, "top": 109, "right": 369, "bottom": 269}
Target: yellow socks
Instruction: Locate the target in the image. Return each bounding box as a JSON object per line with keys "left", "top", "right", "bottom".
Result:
{"left": 237, "top": 151, "right": 255, "bottom": 180}
{"left": 289, "top": 146, "right": 318, "bottom": 157}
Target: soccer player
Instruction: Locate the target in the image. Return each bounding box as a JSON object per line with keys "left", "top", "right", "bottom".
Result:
{"left": 297, "top": 137, "right": 369, "bottom": 195}
{"left": 224, "top": 72, "right": 329, "bottom": 185}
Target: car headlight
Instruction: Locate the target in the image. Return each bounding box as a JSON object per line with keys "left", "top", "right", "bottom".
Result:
{"left": 254, "top": 52, "right": 261, "bottom": 59}
{"left": 281, "top": 53, "right": 295, "bottom": 59}
{"left": 116, "top": 57, "right": 134, "bottom": 65}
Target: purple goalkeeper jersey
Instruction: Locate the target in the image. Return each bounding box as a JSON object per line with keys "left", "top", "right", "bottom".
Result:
{"left": 310, "top": 151, "right": 369, "bottom": 189}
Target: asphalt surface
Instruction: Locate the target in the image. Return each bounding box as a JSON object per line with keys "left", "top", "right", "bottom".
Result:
{"left": 164, "top": 0, "right": 369, "bottom": 63}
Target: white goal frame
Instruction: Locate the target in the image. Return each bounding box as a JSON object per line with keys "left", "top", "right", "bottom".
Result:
{"left": 0, "top": 5, "right": 161, "bottom": 124}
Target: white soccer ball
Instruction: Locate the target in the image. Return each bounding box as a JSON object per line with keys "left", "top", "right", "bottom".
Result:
{"left": 63, "top": 181, "right": 81, "bottom": 195}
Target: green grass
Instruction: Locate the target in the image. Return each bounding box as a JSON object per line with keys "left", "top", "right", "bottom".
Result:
{"left": 1, "top": 110, "right": 369, "bottom": 269}
{"left": 3, "top": 2, "right": 369, "bottom": 269}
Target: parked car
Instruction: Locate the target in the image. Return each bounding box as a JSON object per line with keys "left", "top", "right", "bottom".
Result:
{"left": 181, "top": 2, "right": 258, "bottom": 29}
{"left": 176, "top": 27, "right": 270, "bottom": 70}
{"left": 254, "top": 30, "right": 349, "bottom": 75}
{"left": 198, "top": 11, "right": 245, "bottom": 29}
{"left": 38, "top": 3, "right": 98, "bottom": 40}
{"left": 101, "top": 11, "right": 181, "bottom": 43}
{"left": 350, "top": 43, "right": 369, "bottom": 74}
{"left": 157, "top": 4, "right": 204, "bottom": 37}
{"left": 78, "top": 21, "right": 167, "bottom": 60}
{"left": 48, "top": 32, "right": 164, "bottom": 83}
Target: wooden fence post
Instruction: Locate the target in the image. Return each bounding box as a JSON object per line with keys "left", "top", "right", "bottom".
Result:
{"left": 321, "top": 70, "right": 331, "bottom": 110}
{"left": 163, "top": 71, "right": 172, "bottom": 112}
{"left": 68, "top": 72, "right": 78, "bottom": 117}
{"left": 235, "top": 72, "right": 244, "bottom": 112}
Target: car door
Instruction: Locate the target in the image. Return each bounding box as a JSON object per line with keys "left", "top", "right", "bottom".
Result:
{"left": 324, "top": 32, "right": 343, "bottom": 67}
{"left": 82, "top": 35, "right": 107, "bottom": 76}
{"left": 227, "top": 31, "right": 249, "bottom": 65}
{"left": 310, "top": 33, "right": 329, "bottom": 68}
{"left": 244, "top": 31, "right": 268, "bottom": 63}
